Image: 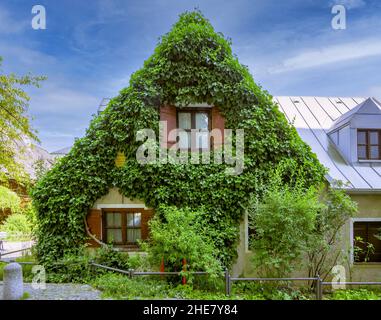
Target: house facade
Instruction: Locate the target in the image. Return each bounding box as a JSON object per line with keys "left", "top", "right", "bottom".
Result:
{"left": 241, "top": 96, "right": 381, "bottom": 280}
{"left": 84, "top": 104, "right": 226, "bottom": 249}
{"left": 57, "top": 96, "right": 381, "bottom": 279}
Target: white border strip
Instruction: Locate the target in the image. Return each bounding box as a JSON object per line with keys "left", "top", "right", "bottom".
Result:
{"left": 95, "top": 204, "right": 148, "bottom": 209}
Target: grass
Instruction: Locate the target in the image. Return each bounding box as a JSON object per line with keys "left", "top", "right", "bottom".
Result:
{"left": 327, "top": 288, "right": 381, "bottom": 300}
{"left": 20, "top": 292, "right": 30, "bottom": 300}
{"left": 91, "top": 273, "right": 381, "bottom": 300}
{"left": 91, "top": 273, "right": 314, "bottom": 300}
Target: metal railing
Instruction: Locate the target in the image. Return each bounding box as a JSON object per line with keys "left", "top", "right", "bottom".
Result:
{"left": 2, "top": 259, "right": 380, "bottom": 300}
{"left": 91, "top": 264, "right": 381, "bottom": 299}
{"left": 0, "top": 246, "right": 33, "bottom": 260}
{"left": 90, "top": 263, "right": 326, "bottom": 299}
{"left": 90, "top": 262, "right": 210, "bottom": 278}
{"left": 225, "top": 273, "right": 323, "bottom": 299}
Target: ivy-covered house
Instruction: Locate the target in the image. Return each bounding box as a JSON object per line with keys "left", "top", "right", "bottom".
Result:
{"left": 32, "top": 11, "right": 327, "bottom": 274}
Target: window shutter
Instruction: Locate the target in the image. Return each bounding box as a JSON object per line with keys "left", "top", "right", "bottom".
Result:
{"left": 141, "top": 210, "right": 154, "bottom": 240}
{"left": 160, "top": 105, "right": 177, "bottom": 148}
{"left": 86, "top": 209, "right": 102, "bottom": 247}
{"left": 211, "top": 106, "right": 225, "bottom": 149}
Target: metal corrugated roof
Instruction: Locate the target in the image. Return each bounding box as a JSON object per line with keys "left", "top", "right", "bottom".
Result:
{"left": 275, "top": 96, "right": 381, "bottom": 192}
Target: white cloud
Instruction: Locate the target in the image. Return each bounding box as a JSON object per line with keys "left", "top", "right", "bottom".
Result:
{"left": 329, "top": 0, "right": 366, "bottom": 10}
{"left": 0, "top": 6, "right": 28, "bottom": 34}
{"left": 30, "top": 85, "right": 100, "bottom": 115}
{"left": 0, "top": 43, "right": 57, "bottom": 69}
{"left": 269, "top": 38, "right": 381, "bottom": 74}
{"left": 367, "top": 86, "right": 381, "bottom": 100}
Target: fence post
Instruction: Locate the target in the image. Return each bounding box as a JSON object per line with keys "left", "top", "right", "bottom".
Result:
{"left": 225, "top": 268, "right": 231, "bottom": 296}
{"left": 129, "top": 269, "right": 135, "bottom": 279}
{"left": 182, "top": 258, "right": 187, "bottom": 285}
{"left": 315, "top": 274, "right": 323, "bottom": 300}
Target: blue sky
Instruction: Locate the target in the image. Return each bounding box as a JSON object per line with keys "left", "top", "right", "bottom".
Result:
{"left": 1, "top": 0, "right": 381, "bottom": 152}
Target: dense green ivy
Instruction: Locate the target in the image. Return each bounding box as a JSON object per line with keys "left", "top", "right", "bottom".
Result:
{"left": 31, "top": 10, "right": 326, "bottom": 268}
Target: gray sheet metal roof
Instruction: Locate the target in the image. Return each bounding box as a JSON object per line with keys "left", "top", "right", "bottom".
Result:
{"left": 328, "top": 97, "right": 381, "bottom": 133}
{"left": 275, "top": 96, "right": 381, "bottom": 192}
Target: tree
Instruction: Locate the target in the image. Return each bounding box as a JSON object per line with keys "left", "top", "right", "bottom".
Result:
{"left": 248, "top": 172, "right": 358, "bottom": 283}
{"left": 0, "top": 57, "right": 45, "bottom": 183}
{"left": 306, "top": 184, "right": 357, "bottom": 282}
{"left": 248, "top": 162, "right": 323, "bottom": 278}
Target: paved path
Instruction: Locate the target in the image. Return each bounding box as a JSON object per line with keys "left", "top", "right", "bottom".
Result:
{"left": 0, "top": 282, "right": 103, "bottom": 300}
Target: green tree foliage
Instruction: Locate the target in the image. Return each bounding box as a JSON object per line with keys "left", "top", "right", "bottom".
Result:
{"left": 0, "top": 57, "right": 45, "bottom": 183}
{"left": 248, "top": 162, "right": 323, "bottom": 278}
{"left": 1, "top": 213, "right": 33, "bottom": 240}
{"left": 248, "top": 164, "right": 358, "bottom": 279}
{"left": 32, "top": 10, "right": 326, "bottom": 267}
{"left": 306, "top": 185, "right": 357, "bottom": 280}
{"left": 0, "top": 185, "right": 21, "bottom": 212}
{"left": 142, "top": 206, "right": 223, "bottom": 279}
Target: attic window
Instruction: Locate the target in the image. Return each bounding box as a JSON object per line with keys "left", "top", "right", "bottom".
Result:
{"left": 177, "top": 109, "right": 210, "bottom": 150}
{"left": 357, "top": 130, "right": 381, "bottom": 160}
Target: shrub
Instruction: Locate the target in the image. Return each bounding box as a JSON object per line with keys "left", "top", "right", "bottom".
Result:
{"left": 1, "top": 213, "right": 33, "bottom": 241}
{"left": 93, "top": 244, "right": 129, "bottom": 270}
{"left": 141, "top": 205, "right": 223, "bottom": 282}
{"left": 47, "top": 251, "right": 93, "bottom": 283}
{"left": 0, "top": 186, "right": 21, "bottom": 212}
{"left": 0, "top": 186, "right": 21, "bottom": 223}
{"left": 127, "top": 254, "right": 152, "bottom": 271}
{"left": 248, "top": 179, "right": 322, "bottom": 277}
{"left": 46, "top": 245, "right": 130, "bottom": 283}
{"left": 306, "top": 184, "right": 357, "bottom": 281}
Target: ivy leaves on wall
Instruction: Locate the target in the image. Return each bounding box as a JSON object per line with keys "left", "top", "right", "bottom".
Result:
{"left": 31, "top": 10, "right": 326, "bottom": 268}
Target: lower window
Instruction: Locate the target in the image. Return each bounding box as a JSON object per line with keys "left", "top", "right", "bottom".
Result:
{"left": 353, "top": 221, "right": 381, "bottom": 262}
{"left": 103, "top": 209, "right": 142, "bottom": 246}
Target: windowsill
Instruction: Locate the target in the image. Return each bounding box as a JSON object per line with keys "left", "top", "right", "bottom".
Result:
{"left": 353, "top": 262, "right": 381, "bottom": 266}
{"left": 112, "top": 245, "right": 142, "bottom": 252}
{"left": 358, "top": 160, "right": 381, "bottom": 163}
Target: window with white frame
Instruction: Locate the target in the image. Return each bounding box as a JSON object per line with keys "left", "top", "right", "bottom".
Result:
{"left": 352, "top": 220, "right": 381, "bottom": 263}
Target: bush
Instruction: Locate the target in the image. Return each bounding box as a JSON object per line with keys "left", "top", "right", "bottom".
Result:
{"left": 47, "top": 251, "right": 93, "bottom": 283}
{"left": 306, "top": 185, "right": 357, "bottom": 280}
{"left": 46, "top": 245, "right": 130, "bottom": 283}
{"left": 93, "top": 244, "right": 130, "bottom": 270}
{"left": 0, "top": 186, "right": 21, "bottom": 212}
{"left": 1, "top": 213, "right": 33, "bottom": 241}
{"left": 248, "top": 175, "right": 322, "bottom": 278}
{"left": 127, "top": 254, "right": 152, "bottom": 271}
{"left": 0, "top": 186, "right": 21, "bottom": 224}
{"left": 141, "top": 205, "right": 223, "bottom": 282}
